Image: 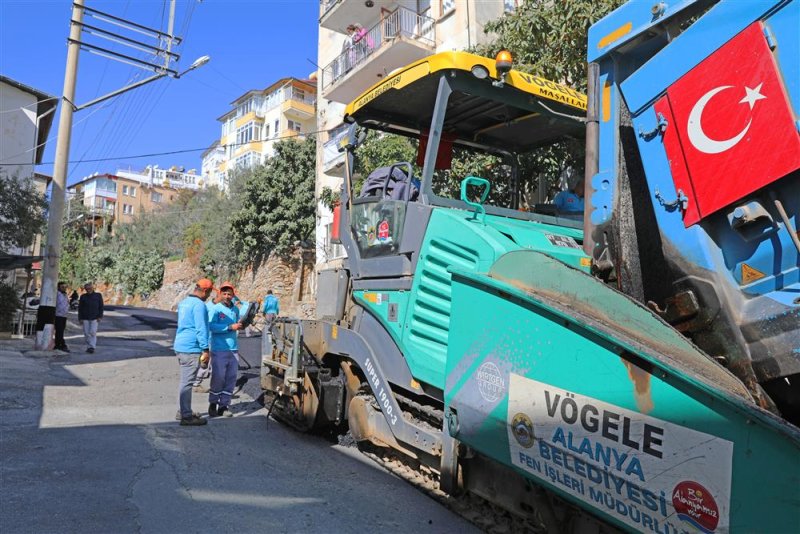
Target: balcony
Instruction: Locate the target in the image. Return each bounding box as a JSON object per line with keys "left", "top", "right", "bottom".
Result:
{"left": 320, "top": 0, "right": 396, "bottom": 32}
{"left": 281, "top": 99, "right": 315, "bottom": 120}
{"left": 321, "top": 6, "right": 435, "bottom": 104}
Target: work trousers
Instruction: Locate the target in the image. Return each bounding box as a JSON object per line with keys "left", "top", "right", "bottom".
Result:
{"left": 209, "top": 350, "right": 238, "bottom": 407}
{"left": 193, "top": 364, "right": 211, "bottom": 386}
{"left": 177, "top": 353, "right": 201, "bottom": 419}
{"left": 264, "top": 313, "right": 277, "bottom": 338}
{"left": 55, "top": 316, "right": 67, "bottom": 349}
{"left": 82, "top": 319, "right": 98, "bottom": 349}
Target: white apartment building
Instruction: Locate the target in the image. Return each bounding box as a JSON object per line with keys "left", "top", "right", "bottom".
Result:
{"left": 204, "top": 77, "right": 317, "bottom": 191}
{"left": 315, "top": 0, "right": 516, "bottom": 266}
{"left": 200, "top": 141, "right": 226, "bottom": 190}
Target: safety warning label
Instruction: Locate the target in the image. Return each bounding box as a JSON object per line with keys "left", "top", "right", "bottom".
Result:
{"left": 507, "top": 374, "right": 733, "bottom": 533}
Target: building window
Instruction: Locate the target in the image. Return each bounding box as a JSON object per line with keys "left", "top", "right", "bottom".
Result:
{"left": 96, "top": 177, "right": 116, "bottom": 193}
{"left": 122, "top": 185, "right": 136, "bottom": 196}
{"left": 264, "top": 123, "right": 270, "bottom": 139}
{"left": 236, "top": 121, "right": 261, "bottom": 145}
{"left": 151, "top": 192, "right": 163, "bottom": 203}
{"left": 440, "top": 0, "right": 455, "bottom": 15}
{"left": 503, "top": 0, "right": 518, "bottom": 12}
{"left": 288, "top": 120, "right": 302, "bottom": 133}
{"left": 274, "top": 119, "right": 280, "bottom": 136}
{"left": 123, "top": 204, "right": 134, "bottom": 215}
{"left": 235, "top": 151, "right": 257, "bottom": 169}
{"left": 236, "top": 98, "right": 255, "bottom": 117}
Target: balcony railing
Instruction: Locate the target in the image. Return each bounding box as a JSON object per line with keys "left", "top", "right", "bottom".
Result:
{"left": 321, "top": 0, "right": 340, "bottom": 17}
{"left": 322, "top": 7, "right": 435, "bottom": 93}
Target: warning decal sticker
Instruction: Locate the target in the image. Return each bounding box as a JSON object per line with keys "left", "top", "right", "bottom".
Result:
{"left": 740, "top": 263, "right": 766, "bottom": 285}
{"left": 507, "top": 374, "right": 733, "bottom": 533}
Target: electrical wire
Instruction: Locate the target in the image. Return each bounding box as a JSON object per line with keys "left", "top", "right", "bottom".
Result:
{"left": 0, "top": 97, "right": 59, "bottom": 114}
{"left": 70, "top": 0, "right": 134, "bottom": 179}
{"left": 0, "top": 128, "right": 335, "bottom": 166}
{"left": 0, "top": 100, "right": 120, "bottom": 164}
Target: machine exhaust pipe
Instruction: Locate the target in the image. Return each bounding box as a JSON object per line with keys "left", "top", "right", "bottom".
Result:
{"left": 583, "top": 62, "right": 600, "bottom": 258}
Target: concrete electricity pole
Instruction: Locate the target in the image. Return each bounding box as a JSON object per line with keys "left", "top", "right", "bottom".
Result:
{"left": 35, "top": 0, "right": 84, "bottom": 350}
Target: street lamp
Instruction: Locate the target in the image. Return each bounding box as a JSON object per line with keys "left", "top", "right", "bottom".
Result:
{"left": 181, "top": 55, "right": 210, "bottom": 76}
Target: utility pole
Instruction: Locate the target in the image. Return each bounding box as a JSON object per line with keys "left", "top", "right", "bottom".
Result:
{"left": 34, "top": 0, "right": 209, "bottom": 349}
{"left": 35, "top": 0, "right": 84, "bottom": 350}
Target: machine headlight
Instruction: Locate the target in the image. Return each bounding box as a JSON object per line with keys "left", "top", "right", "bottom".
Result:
{"left": 471, "top": 65, "right": 490, "bottom": 80}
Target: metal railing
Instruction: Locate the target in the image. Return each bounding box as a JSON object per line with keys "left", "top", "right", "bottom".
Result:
{"left": 322, "top": 7, "right": 435, "bottom": 92}
{"left": 320, "top": 0, "right": 341, "bottom": 18}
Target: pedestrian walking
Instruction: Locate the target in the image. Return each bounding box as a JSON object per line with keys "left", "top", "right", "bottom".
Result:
{"left": 54, "top": 282, "right": 70, "bottom": 352}
{"left": 208, "top": 282, "right": 242, "bottom": 418}
{"left": 262, "top": 290, "right": 280, "bottom": 335}
{"left": 77, "top": 283, "right": 103, "bottom": 353}
{"left": 173, "top": 278, "right": 214, "bottom": 426}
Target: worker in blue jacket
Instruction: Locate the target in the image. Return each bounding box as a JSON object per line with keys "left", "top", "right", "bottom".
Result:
{"left": 173, "top": 278, "right": 213, "bottom": 426}
{"left": 207, "top": 281, "right": 242, "bottom": 417}
{"left": 262, "top": 290, "right": 280, "bottom": 334}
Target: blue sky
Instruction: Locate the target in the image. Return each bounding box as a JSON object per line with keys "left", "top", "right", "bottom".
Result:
{"left": 0, "top": 0, "right": 319, "bottom": 185}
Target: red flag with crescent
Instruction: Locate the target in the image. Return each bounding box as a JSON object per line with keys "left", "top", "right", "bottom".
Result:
{"left": 654, "top": 22, "right": 800, "bottom": 227}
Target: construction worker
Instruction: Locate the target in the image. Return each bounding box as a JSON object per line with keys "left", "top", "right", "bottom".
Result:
{"left": 208, "top": 282, "right": 242, "bottom": 417}
{"left": 262, "top": 290, "right": 279, "bottom": 335}
{"left": 173, "top": 278, "right": 213, "bottom": 426}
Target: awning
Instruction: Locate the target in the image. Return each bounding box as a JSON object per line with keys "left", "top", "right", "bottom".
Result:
{"left": 0, "top": 254, "right": 44, "bottom": 271}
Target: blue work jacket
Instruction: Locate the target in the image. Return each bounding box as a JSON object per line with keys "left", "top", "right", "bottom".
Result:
{"left": 173, "top": 295, "right": 209, "bottom": 354}
{"left": 208, "top": 301, "right": 240, "bottom": 352}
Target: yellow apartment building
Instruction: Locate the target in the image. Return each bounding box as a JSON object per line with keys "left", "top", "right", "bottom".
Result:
{"left": 202, "top": 77, "right": 317, "bottom": 191}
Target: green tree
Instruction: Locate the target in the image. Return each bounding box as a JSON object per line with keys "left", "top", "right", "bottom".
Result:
{"left": 229, "top": 137, "right": 317, "bottom": 264}
{"left": 460, "top": 1, "right": 624, "bottom": 202}
{"left": 0, "top": 173, "right": 47, "bottom": 251}
{"left": 476, "top": 0, "right": 625, "bottom": 92}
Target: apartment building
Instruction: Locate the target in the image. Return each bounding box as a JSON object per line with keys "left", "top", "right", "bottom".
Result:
{"left": 315, "top": 0, "right": 515, "bottom": 266}
{"left": 201, "top": 141, "right": 226, "bottom": 190}
{"left": 67, "top": 165, "right": 202, "bottom": 232}
{"left": 203, "top": 77, "right": 317, "bottom": 191}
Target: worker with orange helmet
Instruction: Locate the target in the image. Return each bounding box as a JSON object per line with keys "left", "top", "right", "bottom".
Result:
{"left": 207, "top": 281, "right": 243, "bottom": 417}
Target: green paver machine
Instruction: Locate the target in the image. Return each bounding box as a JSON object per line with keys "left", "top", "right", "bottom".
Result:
{"left": 261, "top": 50, "right": 800, "bottom": 532}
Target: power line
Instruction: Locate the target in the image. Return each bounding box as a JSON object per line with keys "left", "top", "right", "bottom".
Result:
{"left": 0, "top": 97, "right": 59, "bottom": 114}
{"left": 0, "top": 100, "right": 119, "bottom": 164}
{"left": 0, "top": 128, "right": 333, "bottom": 166}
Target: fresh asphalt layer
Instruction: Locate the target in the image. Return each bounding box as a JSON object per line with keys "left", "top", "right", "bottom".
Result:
{"left": 0, "top": 306, "right": 478, "bottom": 534}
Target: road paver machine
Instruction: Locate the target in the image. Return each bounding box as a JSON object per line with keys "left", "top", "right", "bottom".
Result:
{"left": 261, "top": 8, "right": 800, "bottom": 528}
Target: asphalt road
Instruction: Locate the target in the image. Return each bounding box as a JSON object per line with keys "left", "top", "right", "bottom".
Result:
{"left": 0, "top": 305, "right": 478, "bottom": 534}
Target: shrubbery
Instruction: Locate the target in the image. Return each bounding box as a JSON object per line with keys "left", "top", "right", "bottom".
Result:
{"left": 59, "top": 137, "right": 317, "bottom": 294}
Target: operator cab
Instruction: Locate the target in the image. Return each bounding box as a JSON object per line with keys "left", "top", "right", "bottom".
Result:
{"left": 337, "top": 51, "right": 587, "bottom": 265}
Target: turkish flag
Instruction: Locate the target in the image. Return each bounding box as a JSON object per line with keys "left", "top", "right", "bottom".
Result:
{"left": 656, "top": 22, "right": 800, "bottom": 227}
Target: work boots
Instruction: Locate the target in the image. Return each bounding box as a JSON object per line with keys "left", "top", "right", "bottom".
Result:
{"left": 208, "top": 403, "right": 218, "bottom": 417}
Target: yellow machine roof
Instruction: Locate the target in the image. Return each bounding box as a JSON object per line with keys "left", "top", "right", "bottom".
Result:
{"left": 345, "top": 51, "right": 586, "bottom": 116}
{"left": 343, "top": 52, "right": 586, "bottom": 153}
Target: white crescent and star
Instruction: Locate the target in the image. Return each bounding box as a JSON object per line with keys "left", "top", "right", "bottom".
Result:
{"left": 686, "top": 83, "right": 766, "bottom": 154}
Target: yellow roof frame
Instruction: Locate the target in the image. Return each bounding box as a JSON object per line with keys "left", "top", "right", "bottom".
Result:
{"left": 344, "top": 51, "right": 587, "bottom": 118}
